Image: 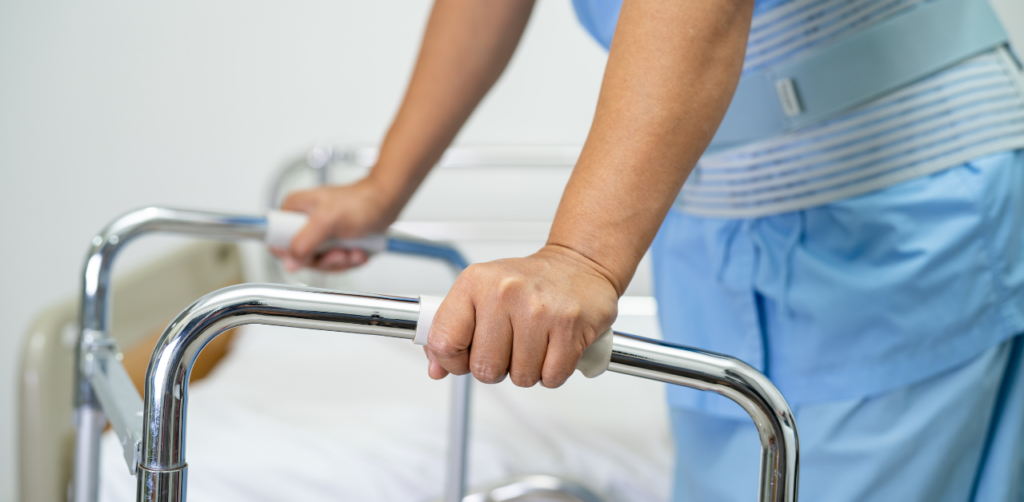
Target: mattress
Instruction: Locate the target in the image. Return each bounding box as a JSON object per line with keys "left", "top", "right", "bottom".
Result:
{"left": 99, "top": 313, "right": 672, "bottom": 502}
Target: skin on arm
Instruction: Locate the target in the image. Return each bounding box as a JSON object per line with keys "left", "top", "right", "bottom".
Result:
{"left": 278, "top": 0, "right": 537, "bottom": 271}
{"left": 426, "top": 0, "right": 755, "bottom": 387}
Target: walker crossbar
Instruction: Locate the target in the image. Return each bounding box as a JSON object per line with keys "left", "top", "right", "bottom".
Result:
{"left": 74, "top": 207, "right": 468, "bottom": 502}
{"left": 138, "top": 283, "right": 800, "bottom": 502}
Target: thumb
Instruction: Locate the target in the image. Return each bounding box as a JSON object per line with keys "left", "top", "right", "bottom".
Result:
{"left": 428, "top": 288, "right": 476, "bottom": 378}
{"left": 289, "top": 211, "right": 333, "bottom": 265}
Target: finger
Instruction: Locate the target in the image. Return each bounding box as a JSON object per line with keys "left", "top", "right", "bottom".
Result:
{"left": 281, "top": 190, "right": 317, "bottom": 213}
{"left": 428, "top": 286, "right": 476, "bottom": 379}
{"left": 508, "top": 300, "right": 549, "bottom": 387}
{"left": 349, "top": 248, "right": 369, "bottom": 267}
{"left": 539, "top": 328, "right": 587, "bottom": 389}
{"left": 314, "top": 249, "right": 368, "bottom": 271}
{"left": 425, "top": 348, "right": 450, "bottom": 379}
{"left": 290, "top": 211, "right": 334, "bottom": 265}
{"left": 468, "top": 298, "right": 513, "bottom": 385}
{"left": 313, "top": 249, "right": 351, "bottom": 271}
{"left": 283, "top": 256, "right": 302, "bottom": 273}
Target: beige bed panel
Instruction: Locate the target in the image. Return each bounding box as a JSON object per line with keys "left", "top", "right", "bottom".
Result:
{"left": 18, "top": 241, "right": 244, "bottom": 502}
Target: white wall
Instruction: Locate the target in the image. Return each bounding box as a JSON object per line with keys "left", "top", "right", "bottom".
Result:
{"left": 3, "top": 0, "right": 1021, "bottom": 499}
{"left": 0, "top": 1, "right": 608, "bottom": 499}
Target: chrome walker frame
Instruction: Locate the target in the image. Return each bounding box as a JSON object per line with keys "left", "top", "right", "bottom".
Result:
{"left": 74, "top": 145, "right": 799, "bottom": 502}
{"left": 135, "top": 283, "right": 798, "bottom": 502}
{"left": 72, "top": 207, "right": 471, "bottom": 502}
{"left": 264, "top": 145, "right": 802, "bottom": 502}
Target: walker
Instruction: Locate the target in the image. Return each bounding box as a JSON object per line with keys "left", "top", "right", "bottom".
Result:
{"left": 71, "top": 207, "right": 799, "bottom": 502}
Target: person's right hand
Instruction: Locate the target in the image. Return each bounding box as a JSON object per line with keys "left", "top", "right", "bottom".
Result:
{"left": 275, "top": 176, "right": 400, "bottom": 272}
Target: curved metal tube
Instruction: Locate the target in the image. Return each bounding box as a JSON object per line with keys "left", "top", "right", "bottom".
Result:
{"left": 80, "top": 208, "right": 267, "bottom": 342}
{"left": 137, "top": 284, "right": 420, "bottom": 500}
{"left": 609, "top": 334, "right": 799, "bottom": 502}
{"left": 75, "top": 207, "right": 469, "bottom": 502}
{"left": 75, "top": 207, "right": 266, "bottom": 502}
{"left": 138, "top": 283, "right": 798, "bottom": 502}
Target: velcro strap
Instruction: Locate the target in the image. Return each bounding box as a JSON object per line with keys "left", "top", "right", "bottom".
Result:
{"left": 711, "top": 0, "right": 1010, "bottom": 151}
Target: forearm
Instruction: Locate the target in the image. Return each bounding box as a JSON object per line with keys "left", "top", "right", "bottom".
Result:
{"left": 369, "top": 0, "right": 536, "bottom": 216}
{"left": 547, "top": 0, "right": 754, "bottom": 294}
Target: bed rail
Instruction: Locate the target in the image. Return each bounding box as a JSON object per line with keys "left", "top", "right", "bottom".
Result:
{"left": 136, "top": 284, "right": 799, "bottom": 502}
{"left": 73, "top": 207, "right": 467, "bottom": 502}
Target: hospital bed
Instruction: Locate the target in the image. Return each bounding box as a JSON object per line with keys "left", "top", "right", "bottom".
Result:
{"left": 17, "top": 145, "right": 648, "bottom": 502}
{"left": 18, "top": 146, "right": 799, "bottom": 502}
{"left": 19, "top": 241, "right": 245, "bottom": 502}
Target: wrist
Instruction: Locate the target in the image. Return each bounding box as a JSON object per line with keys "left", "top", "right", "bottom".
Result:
{"left": 536, "top": 244, "right": 626, "bottom": 297}
{"left": 361, "top": 169, "right": 413, "bottom": 222}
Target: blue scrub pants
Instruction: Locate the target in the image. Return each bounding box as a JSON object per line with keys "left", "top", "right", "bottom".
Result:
{"left": 670, "top": 335, "right": 1024, "bottom": 501}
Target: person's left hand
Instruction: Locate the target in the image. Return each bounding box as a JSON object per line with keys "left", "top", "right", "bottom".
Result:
{"left": 424, "top": 244, "right": 619, "bottom": 388}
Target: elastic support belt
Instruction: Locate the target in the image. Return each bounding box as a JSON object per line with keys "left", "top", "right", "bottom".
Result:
{"left": 710, "top": 0, "right": 1011, "bottom": 151}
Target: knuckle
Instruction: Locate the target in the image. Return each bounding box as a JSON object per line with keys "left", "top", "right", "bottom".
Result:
{"left": 526, "top": 297, "right": 547, "bottom": 318}
{"left": 563, "top": 304, "right": 583, "bottom": 323}
{"left": 520, "top": 303, "right": 546, "bottom": 326}
{"left": 470, "top": 359, "right": 506, "bottom": 384}
{"left": 460, "top": 264, "right": 492, "bottom": 290}
{"left": 497, "top": 275, "right": 522, "bottom": 297}
{"left": 281, "top": 193, "right": 305, "bottom": 211}
{"left": 574, "top": 335, "right": 588, "bottom": 356}
{"left": 462, "top": 263, "right": 482, "bottom": 278}
{"left": 430, "top": 336, "right": 462, "bottom": 359}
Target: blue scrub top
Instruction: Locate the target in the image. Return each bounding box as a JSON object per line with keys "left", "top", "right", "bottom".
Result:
{"left": 571, "top": 0, "right": 1024, "bottom": 417}
{"left": 572, "top": 0, "right": 787, "bottom": 52}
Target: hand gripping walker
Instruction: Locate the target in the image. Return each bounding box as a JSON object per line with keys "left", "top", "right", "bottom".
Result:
{"left": 76, "top": 207, "right": 800, "bottom": 502}
{"left": 136, "top": 284, "right": 799, "bottom": 502}
{"left": 266, "top": 210, "right": 479, "bottom": 502}
{"left": 72, "top": 207, "right": 469, "bottom": 502}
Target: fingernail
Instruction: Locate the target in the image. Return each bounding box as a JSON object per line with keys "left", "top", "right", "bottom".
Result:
{"left": 284, "top": 257, "right": 300, "bottom": 272}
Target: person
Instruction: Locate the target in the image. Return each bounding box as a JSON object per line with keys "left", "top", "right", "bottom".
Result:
{"left": 277, "top": 0, "right": 1024, "bottom": 500}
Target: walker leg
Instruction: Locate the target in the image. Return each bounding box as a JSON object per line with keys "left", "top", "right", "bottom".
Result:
{"left": 71, "top": 403, "right": 106, "bottom": 502}
{"left": 445, "top": 374, "right": 472, "bottom": 502}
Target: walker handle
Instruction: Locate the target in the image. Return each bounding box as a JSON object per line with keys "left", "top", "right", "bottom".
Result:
{"left": 415, "top": 295, "right": 614, "bottom": 378}
{"left": 265, "top": 210, "right": 388, "bottom": 254}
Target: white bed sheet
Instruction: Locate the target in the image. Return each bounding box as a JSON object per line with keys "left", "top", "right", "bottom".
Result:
{"left": 100, "top": 315, "right": 673, "bottom": 502}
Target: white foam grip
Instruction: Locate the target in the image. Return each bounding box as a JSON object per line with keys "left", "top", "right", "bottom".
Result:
{"left": 415, "top": 295, "right": 444, "bottom": 346}
{"left": 576, "top": 328, "right": 613, "bottom": 378}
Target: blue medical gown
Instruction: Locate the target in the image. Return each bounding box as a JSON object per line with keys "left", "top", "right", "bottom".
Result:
{"left": 653, "top": 150, "right": 1024, "bottom": 417}
{"left": 670, "top": 335, "right": 1024, "bottom": 501}
{"left": 571, "top": 0, "right": 1024, "bottom": 415}
{"left": 569, "top": 0, "right": 1024, "bottom": 498}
